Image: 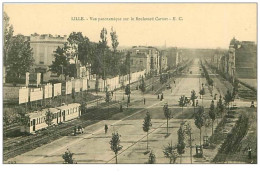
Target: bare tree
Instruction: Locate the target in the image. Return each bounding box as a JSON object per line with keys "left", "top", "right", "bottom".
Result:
{"left": 163, "top": 142, "right": 178, "bottom": 164}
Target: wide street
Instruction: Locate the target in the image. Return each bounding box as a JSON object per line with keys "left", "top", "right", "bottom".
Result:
{"left": 5, "top": 59, "right": 253, "bottom": 164}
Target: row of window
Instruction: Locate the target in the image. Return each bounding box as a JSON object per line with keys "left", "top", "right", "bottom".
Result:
{"left": 28, "top": 116, "right": 46, "bottom": 127}
{"left": 66, "top": 107, "right": 78, "bottom": 115}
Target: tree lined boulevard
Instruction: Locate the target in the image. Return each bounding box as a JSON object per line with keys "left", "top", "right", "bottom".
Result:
{"left": 6, "top": 59, "right": 255, "bottom": 164}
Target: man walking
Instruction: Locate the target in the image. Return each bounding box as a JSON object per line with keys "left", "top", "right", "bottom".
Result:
{"left": 105, "top": 124, "right": 108, "bottom": 134}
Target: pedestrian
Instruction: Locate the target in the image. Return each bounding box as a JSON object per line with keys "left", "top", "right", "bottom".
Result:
{"left": 161, "top": 93, "right": 164, "bottom": 100}
{"left": 250, "top": 101, "right": 255, "bottom": 108}
{"left": 111, "top": 91, "right": 113, "bottom": 96}
{"left": 196, "top": 100, "right": 198, "bottom": 107}
{"left": 248, "top": 147, "right": 252, "bottom": 159}
{"left": 158, "top": 94, "right": 160, "bottom": 99}
{"left": 144, "top": 98, "right": 146, "bottom": 105}
{"left": 105, "top": 124, "right": 108, "bottom": 134}
{"left": 74, "top": 126, "right": 77, "bottom": 136}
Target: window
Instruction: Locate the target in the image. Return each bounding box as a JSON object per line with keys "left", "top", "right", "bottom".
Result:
{"left": 39, "top": 53, "right": 44, "bottom": 64}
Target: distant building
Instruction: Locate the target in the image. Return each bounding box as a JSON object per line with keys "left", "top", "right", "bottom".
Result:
{"left": 233, "top": 40, "right": 257, "bottom": 79}
{"left": 166, "top": 47, "right": 180, "bottom": 69}
{"left": 129, "top": 53, "right": 150, "bottom": 74}
{"left": 211, "top": 38, "right": 257, "bottom": 81}
{"left": 130, "top": 46, "right": 160, "bottom": 75}
{"left": 159, "top": 50, "right": 168, "bottom": 73}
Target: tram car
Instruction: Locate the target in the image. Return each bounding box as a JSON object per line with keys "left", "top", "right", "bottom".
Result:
{"left": 20, "top": 103, "right": 81, "bottom": 134}
{"left": 56, "top": 103, "right": 81, "bottom": 123}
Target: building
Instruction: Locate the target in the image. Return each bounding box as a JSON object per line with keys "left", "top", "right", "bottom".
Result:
{"left": 211, "top": 38, "right": 257, "bottom": 82}
{"left": 29, "top": 33, "right": 67, "bottom": 81}
{"left": 130, "top": 46, "right": 160, "bottom": 75}
{"left": 159, "top": 50, "right": 168, "bottom": 73}
{"left": 166, "top": 47, "right": 179, "bottom": 69}
{"left": 129, "top": 53, "right": 150, "bottom": 74}
{"left": 233, "top": 41, "right": 257, "bottom": 79}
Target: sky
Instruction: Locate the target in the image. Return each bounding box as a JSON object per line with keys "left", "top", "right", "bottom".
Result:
{"left": 4, "top": 3, "right": 257, "bottom": 49}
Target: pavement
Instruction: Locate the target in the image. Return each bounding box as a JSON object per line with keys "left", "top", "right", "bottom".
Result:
{"left": 5, "top": 59, "right": 254, "bottom": 164}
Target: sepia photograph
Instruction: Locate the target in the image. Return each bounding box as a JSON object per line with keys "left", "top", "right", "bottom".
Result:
{"left": 2, "top": 2, "right": 257, "bottom": 165}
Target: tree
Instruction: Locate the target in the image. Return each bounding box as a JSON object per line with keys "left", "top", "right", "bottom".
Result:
{"left": 208, "top": 78, "right": 213, "bottom": 86}
{"left": 139, "top": 76, "right": 146, "bottom": 95}
{"left": 147, "top": 151, "right": 156, "bottom": 164}
{"left": 19, "top": 113, "right": 30, "bottom": 127}
{"left": 184, "top": 122, "right": 193, "bottom": 163}
{"left": 45, "top": 109, "right": 53, "bottom": 126}
{"left": 5, "top": 34, "right": 34, "bottom": 82}
{"left": 194, "top": 106, "right": 205, "bottom": 146}
{"left": 105, "top": 90, "right": 112, "bottom": 116}
{"left": 179, "top": 95, "right": 186, "bottom": 117}
{"left": 224, "top": 90, "right": 232, "bottom": 111}
{"left": 125, "top": 84, "right": 131, "bottom": 107}
{"left": 110, "top": 27, "right": 120, "bottom": 76}
{"left": 231, "top": 86, "right": 238, "bottom": 107}
{"left": 125, "top": 84, "right": 131, "bottom": 96}
{"left": 62, "top": 149, "right": 74, "bottom": 164}
{"left": 99, "top": 28, "right": 109, "bottom": 80}
{"left": 209, "top": 100, "right": 216, "bottom": 136}
{"left": 163, "top": 142, "right": 178, "bottom": 164}
{"left": 199, "top": 87, "right": 205, "bottom": 106}
{"left": 3, "top": 12, "right": 14, "bottom": 66}
{"left": 67, "top": 32, "right": 83, "bottom": 60}
{"left": 110, "top": 132, "right": 123, "bottom": 164}
{"left": 67, "top": 32, "right": 98, "bottom": 70}
{"left": 217, "top": 95, "right": 225, "bottom": 118}
{"left": 190, "top": 90, "right": 197, "bottom": 113}
{"left": 80, "top": 102, "right": 87, "bottom": 115}
{"left": 163, "top": 103, "right": 171, "bottom": 135}
{"left": 143, "top": 111, "right": 152, "bottom": 151}
{"left": 177, "top": 123, "right": 186, "bottom": 163}
{"left": 50, "top": 44, "right": 71, "bottom": 79}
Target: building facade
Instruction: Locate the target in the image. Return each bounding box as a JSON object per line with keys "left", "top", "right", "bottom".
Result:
{"left": 159, "top": 50, "right": 168, "bottom": 73}
{"left": 130, "top": 46, "right": 160, "bottom": 75}
{"left": 211, "top": 38, "right": 257, "bottom": 82}
{"left": 30, "top": 33, "right": 67, "bottom": 73}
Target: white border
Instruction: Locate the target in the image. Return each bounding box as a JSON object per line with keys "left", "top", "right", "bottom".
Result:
{"left": 0, "top": 1, "right": 259, "bottom": 182}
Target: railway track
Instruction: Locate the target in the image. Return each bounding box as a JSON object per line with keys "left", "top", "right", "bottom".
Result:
{"left": 3, "top": 99, "right": 140, "bottom": 161}
{"left": 4, "top": 67, "right": 190, "bottom": 161}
